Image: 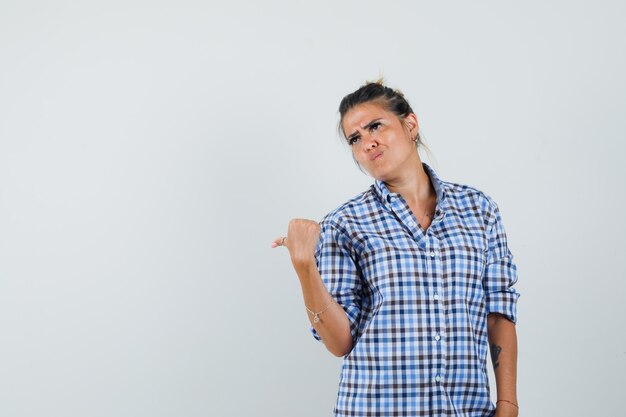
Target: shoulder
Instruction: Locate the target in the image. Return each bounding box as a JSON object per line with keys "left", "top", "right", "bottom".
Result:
{"left": 441, "top": 179, "right": 500, "bottom": 223}
{"left": 319, "top": 186, "right": 378, "bottom": 234}
{"left": 314, "top": 187, "right": 376, "bottom": 257}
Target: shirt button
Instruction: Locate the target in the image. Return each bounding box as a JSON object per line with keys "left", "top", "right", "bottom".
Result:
{"left": 433, "top": 293, "right": 439, "bottom": 300}
{"left": 435, "top": 375, "right": 442, "bottom": 383}
{"left": 429, "top": 251, "right": 436, "bottom": 258}
{"left": 434, "top": 334, "right": 441, "bottom": 341}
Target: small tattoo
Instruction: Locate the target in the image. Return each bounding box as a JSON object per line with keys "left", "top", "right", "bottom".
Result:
{"left": 490, "top": 343, "right": 502, "bottom": 369}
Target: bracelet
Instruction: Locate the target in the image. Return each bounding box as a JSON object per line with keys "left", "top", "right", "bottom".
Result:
{"left": 496, "top": 399, "right": 519, "bottom": 409}
{"left": 306, "top": 298, "right": 334, "bottom": 323}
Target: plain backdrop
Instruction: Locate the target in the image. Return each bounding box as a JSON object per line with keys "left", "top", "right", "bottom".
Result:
{"left": 1, "top": 1, "right": 625, "bottom": 416}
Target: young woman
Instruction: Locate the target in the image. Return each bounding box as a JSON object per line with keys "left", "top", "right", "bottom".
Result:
{"left": 272, "top": 81, "right": 520, "bottom": 417}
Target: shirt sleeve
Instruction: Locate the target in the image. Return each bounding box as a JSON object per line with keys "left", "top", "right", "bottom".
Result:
{"left": 483, "top": 199, "right": 520, "bottom": 323}
{"left": 309, "top": 222, "right": 363, "bottom": 344}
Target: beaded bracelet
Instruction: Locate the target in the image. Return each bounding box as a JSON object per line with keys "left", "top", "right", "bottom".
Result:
{"left": 497, "top": 399, "right": 519, "bottom": 409}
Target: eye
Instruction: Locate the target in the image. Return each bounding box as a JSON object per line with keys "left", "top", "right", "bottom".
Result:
{"left": 369, "top": 121, "right": 382, "bottom": 132}
{"left": 347, "top": 135, "right": 360, "bottom": 146}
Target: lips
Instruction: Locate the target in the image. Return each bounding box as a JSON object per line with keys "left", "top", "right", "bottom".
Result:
{"left": 371, "top": 151, "right": 383, "bottom": 161}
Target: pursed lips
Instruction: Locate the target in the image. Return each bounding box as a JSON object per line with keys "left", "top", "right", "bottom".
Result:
{"left": 371, "top": 151, "right": 383, "bottom": 161}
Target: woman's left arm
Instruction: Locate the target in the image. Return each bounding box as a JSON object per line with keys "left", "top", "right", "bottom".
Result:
{"left": 487, "top": 313, "right": 518, "bottom": 417}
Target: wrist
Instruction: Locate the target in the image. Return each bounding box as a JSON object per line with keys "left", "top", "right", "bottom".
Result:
{"left": 496, "top": 399, "right": 519, "bottom": 417}
{"left": 292, "top": 255, "right": 317, "bottom": 271}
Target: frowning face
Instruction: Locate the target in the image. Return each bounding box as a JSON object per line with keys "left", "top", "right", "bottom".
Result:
{"left": 341, "top": 102, "right": 420, "bottom": 182}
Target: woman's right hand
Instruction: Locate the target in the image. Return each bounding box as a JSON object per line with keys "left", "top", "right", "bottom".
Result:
{"left": 272, "top": 219, "right": 321, "bottom": 267}
{"left": 272, "top": 220, "right": 354, "bottom": 357}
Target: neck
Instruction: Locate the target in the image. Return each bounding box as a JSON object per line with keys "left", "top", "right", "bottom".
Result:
{"left": 384, "top": 163, "right": 434, "bottom": 207}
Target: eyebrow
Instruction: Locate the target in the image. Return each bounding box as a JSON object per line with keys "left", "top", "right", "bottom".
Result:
{"left": 347, "top": 118, "right": 382, "bottom": 141}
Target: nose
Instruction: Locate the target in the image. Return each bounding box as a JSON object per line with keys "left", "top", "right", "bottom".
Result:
{"left": 361, "top": 132, "right": 378, "bottom": 151}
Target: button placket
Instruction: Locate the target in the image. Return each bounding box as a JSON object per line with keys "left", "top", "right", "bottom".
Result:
{"left": 388, "top": 194, "right": 422, "bottom": 241}
{"left": 429, "top": 240, "right": 446, "bottom": 388}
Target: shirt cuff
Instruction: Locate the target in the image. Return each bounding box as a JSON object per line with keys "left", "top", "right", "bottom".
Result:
{"left": 485, "top": 289, "right": 520, "bottom": 324}
{"left": 309, "top": 303, "right": 360, "bottom": 344}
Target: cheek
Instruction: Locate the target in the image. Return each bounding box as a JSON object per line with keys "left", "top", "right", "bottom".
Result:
{"left": 398, "top": 137, "right": 416, "bottom": 154}
{"left": 351, "top": 149, "right": 364, "bottom": 165}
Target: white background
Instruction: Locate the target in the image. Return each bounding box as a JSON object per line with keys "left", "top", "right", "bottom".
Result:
{"left": 1, "top": 1, "right": 625, "bottom": 416}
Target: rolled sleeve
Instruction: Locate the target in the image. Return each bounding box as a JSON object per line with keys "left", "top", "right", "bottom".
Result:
{"left": 483, "top": 200, "right": 520, "bottom": 323}
{"left": 309, "top": 222, "right": 363, "bottom": 344}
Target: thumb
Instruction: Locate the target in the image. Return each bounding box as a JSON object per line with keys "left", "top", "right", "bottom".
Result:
{"left": 271, "top": 235, "right": 287, "bottom": 248}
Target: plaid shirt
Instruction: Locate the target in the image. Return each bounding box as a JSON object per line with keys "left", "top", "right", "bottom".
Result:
{"left": 310, "top": 162, "right": 520, "bottom": 417}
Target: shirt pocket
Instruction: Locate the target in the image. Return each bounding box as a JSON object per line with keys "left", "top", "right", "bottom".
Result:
{"left": 445, "top": 243, "right": 488, "bottom": 304}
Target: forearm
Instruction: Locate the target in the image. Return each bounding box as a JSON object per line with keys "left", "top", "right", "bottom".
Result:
{"left": 487, "top": 313, "right": 518, "bottom": 416}
{"left": 293, "top": 258, "right": 353, "bottom": 357}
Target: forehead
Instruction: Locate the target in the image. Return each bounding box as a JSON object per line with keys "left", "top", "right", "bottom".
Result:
{"left": 342, "top": 102, "right": 396, "bottom": 132}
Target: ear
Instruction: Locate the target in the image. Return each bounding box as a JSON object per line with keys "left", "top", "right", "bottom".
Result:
{"left": 403, "top": 113, "right": 419, "bottom": 136}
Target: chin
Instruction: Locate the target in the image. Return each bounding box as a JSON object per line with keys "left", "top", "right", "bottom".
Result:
{"left": 367, "top": 170, "right": 389, "bottom": 182}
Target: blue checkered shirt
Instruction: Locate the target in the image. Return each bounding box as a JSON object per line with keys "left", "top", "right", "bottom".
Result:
{"left": 310, "top": 163, "right": 520, "bottom": 417}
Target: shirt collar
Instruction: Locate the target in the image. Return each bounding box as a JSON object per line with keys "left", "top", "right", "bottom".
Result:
{"left": 374, "top": 162, "right": 447, "bottom": 208}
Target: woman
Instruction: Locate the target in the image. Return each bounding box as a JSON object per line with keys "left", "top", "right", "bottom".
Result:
{"left": 272, "top": 81, "right": 520, "bottom": 417}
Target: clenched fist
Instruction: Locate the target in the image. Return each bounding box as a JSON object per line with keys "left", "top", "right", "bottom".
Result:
{"left": 272, "top": 219, "right": 321, "bottom": 267}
